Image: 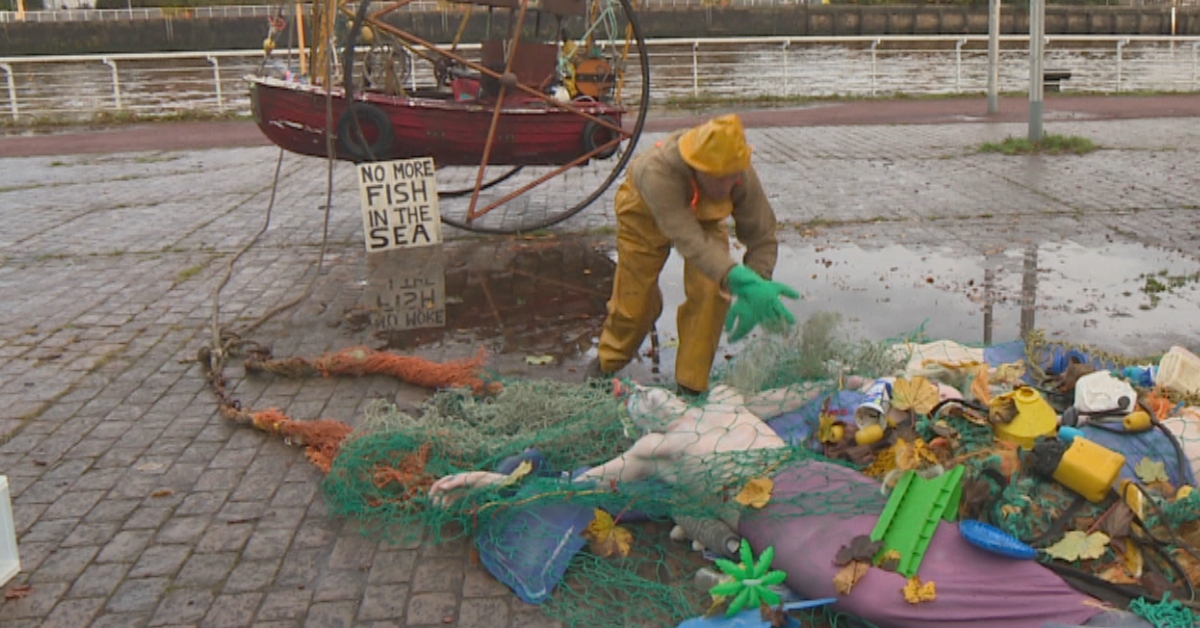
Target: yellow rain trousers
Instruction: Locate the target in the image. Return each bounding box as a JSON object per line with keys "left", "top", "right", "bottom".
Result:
{"left": 597, "top": 178, "right": 734, "bottom": 393}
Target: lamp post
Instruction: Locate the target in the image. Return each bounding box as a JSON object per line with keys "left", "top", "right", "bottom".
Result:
{"left": 1029, "top": 0, "right": 1045, "bottom": 142}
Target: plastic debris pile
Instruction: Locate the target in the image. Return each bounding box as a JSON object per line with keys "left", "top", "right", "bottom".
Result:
{"left": 231, "top": 314, "right": 1200, "bottom": 627}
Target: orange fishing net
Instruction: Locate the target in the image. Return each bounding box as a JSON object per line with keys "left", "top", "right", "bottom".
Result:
{"left": 251, "top": 407, "right": 353, "bottom": 473}
{"left": 247, "top": 345, "right": 498, "bottom": 394}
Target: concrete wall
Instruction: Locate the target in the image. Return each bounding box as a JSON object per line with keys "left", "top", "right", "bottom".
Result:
{"left": 2, "top": 5, "right": 1198, "bottom": 56}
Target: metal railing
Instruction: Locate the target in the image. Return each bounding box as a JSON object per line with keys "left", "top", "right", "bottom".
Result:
{"left": 1, "top": 0, "right": 820, "bottom": 22}
{"left": 7, "top": 0, "right": 1200, "bottom": 21}
{"left": 1, "top": 34, "right": 1198, "bottom": 124}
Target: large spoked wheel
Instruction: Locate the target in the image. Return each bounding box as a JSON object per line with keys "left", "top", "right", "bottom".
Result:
{"left": 439, "top": 0, "right": 648, "bottom": 234}
{"left": 342, "top": 0, "right": 651, "bottom": 235}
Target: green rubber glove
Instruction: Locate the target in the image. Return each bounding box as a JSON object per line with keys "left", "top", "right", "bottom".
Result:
{"left": 724, "top": 265, "right": 799, "bottom": 342}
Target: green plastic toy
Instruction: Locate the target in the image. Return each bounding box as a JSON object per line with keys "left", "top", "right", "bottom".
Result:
{"left": 870, "top": 466, "right": 964, "bottom": 577}
{"left": 709, "top": 539, "right": 788, "bottom": 616}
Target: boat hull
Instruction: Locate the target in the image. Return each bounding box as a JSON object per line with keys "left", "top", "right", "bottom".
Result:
{"left": 248, "top": 77, "right": 625, "bottom": 167}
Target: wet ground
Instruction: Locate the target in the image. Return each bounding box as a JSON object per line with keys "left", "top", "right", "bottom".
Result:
{"left": 2, "top": 96, "right": 1200, "bottom": 627}
{"left": 298, "top": 228, "right": 1200, "bottom": 392}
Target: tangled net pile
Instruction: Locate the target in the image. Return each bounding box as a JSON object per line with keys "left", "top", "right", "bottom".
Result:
{"left": 319, "top": 315, "right": 905, "bottom": 627}
{"left": 237, "top": 312, "right": 1200, "bottom": 628}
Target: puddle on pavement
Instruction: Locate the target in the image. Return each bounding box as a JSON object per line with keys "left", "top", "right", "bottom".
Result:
{"left": 347, "top": 233, "right": 1200, "bottom": 383}
{"left": 354, "top": 235, "right": 614, "bottom": 364}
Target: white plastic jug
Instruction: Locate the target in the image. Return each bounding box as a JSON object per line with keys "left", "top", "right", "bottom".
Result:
{"left": 1158, "top": 346, "right": 1200, "bottom": 397}
{"left": 1074, "top": 371, "right": 1136, "bottom": 415}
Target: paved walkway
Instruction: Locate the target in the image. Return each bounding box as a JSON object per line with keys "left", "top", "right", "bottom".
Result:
{"left": 1, "top": 95, "right": 1199, "bottom": 627}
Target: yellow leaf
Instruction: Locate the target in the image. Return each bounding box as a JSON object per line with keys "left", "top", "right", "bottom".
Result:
{"left": 833, "top": 560, "right": 869, "bottom": 595}
{"left": 891, "top": 377, "right": 939, "bottom": 415}
{"left": 1122, "top": 537, "right": 1143, "bottom": 578}
{"left": 583, "top": 508, "right": 633, "bottom": 558}
{"left": 500, "top": 459, "right": 533, "bottom": 487}
{"left": 1134, "top": 458, "right": 1169, "bottom": 485}
{"left": 818, "top": 414, "right": 836, "bottom": 443}
{"left": 876, "top": 548, "right": 902, "bottom": 569}
{"left": 969, "top": 365, "right": 992, "bottom": 405}
{"left": 902, "top": 576, "right": 937, "bottom": 604}
{"left": 525, "top": 355, "right": 555, "bottom": 366}
{"left": 734, "top": 477, "right": 773, "bottom": 509}
{"left": 1044, "top": 530, "right": 1110, "bottom": 562}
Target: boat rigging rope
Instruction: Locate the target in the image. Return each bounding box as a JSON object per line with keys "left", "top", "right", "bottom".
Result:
{"left": 202, "top": 19, "right": 341, "bottom": 399}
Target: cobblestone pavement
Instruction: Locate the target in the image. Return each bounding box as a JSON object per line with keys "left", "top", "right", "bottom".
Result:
{"left": 1, "top": 98, "right": 1200, "bottom": 627}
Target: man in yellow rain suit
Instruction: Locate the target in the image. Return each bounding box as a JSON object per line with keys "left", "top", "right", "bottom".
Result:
{"left": 588, "top": 114, "right": 799, "bottom": 395}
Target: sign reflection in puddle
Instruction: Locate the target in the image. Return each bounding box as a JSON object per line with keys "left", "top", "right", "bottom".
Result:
{"left": 360, "top": 236, "right": 615, "bottom": 363}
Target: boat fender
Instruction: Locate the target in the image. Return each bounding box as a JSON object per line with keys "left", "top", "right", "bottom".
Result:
{"left": 337, "top": 102, "right": 394, "bottom": 162}
{"left": 582, "top": 115, "right": 620, "bottom": 160}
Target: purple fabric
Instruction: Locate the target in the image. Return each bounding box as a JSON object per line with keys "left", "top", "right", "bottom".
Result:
{"left": 739, "top": 460, "right": 1102, "bottom": 628}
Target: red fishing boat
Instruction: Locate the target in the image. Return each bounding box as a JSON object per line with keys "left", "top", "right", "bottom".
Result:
{"left": 247, "top": 0, "right": 649, "bottom": 233}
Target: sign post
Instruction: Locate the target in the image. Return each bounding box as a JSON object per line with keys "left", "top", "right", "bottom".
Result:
{"left": 358, "top": 157, "right": 442, "bottom": 253}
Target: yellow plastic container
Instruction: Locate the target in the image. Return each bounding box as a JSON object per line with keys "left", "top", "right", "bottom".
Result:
{"left": 1053, "top": 438, "right": 1126, "bottom": 503}
{"left": 993, "top": 387, "right": 1058, "bottom": 449}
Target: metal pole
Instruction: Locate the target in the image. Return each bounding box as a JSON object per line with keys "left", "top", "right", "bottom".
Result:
{"left": 692, "top": 40, "right": 699, "bottom": 99}
{"left": 955, "top": 37, "right": 966, "bottom": 94}
{"left": 102, "top": 58, "right": 122, "bottom": 110}
{"left": 782, "top": 40, "right": 789, "bottom": 97}
{"left": 870, "top": 38, "right": 880, "bottom": 97}
{"left": 1116, "top": 38, "right": 1129, "bottom": 92}
{"left": 1028, "top": 0, "right": 1044, "bottom": 142}
{"left": 0, "top": 63, "right": 17, "bottom": 120}
{"left": 206, "top": 56, "right": 223, "bottom": 111}
{"left": 988, "top": 0, "right": 1000, "bottom": 114}
{"left": 409, "top": 52, "right": 416, "bottom": 91}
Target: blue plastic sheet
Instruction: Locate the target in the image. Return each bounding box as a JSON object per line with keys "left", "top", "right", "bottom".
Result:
{"left": 475, "top": 496, "right": 593, "bottom": 605}
{"left": 767, "top": 390, "right": 867, "bottom": 450}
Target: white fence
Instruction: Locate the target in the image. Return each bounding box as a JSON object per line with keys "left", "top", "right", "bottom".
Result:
{"left": 1, "top": 35, "right": 1199, "bottom": 123}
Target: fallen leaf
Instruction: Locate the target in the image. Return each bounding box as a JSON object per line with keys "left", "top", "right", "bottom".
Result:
{"left": 499, "top": 460, "right": 533, "bottom": 487}
{"left": 761, "top": 604, "right": 788, "bottom": 628}
{"left": 1140, "top": 571, "right": 1170, "bottom": 599}
{"left": 1134, "top": 458, "right": 1168, "bottom": 485}
{"left": 150, "top": 488, "right": 175, "bottom": 498}
{"left": 734, "top": 477, "right": 773, "bottom": 509}
{"left": 890, "top": 377, "right": 939, "bottom": 415}
{"left": 583, "top": 508, "right": 632, "bottom": 558}
{"left": 876, "top": 549, "right": 901, "bottom": 572}
{"left": 524, "top": 355, "right": 555, "bottom": 366}
{"left": 1122, "top": 537, "right": 1144, "bottom": 578}
{"left": 4, "top": 584, "right": 31, "bottom": 600}
{"left": 817, "top": 413, "right": 837, "bottom": 444}
{"left": 902, "top": 576, "right": 937, "bottom": 604}
{"left": 1100, "top": 502, "right": 1134, "bottom": 539}
{"left": 1044, "top": 530, "right": 1110, "bottom": 562}
{"left": 834, "top": 535, "right": 883, "bottom": 566}
{"left": 832, "top": 560, "right": 869, "bottom": 595}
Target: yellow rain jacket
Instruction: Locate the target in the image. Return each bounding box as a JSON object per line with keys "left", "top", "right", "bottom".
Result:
{"left": 597, "top": 129, "right": 779, "bottom": 392}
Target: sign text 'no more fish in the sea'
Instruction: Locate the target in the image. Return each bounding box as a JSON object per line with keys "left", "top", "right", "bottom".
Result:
{"left": 358, "top": 157, "right": 442, "bottom": 252}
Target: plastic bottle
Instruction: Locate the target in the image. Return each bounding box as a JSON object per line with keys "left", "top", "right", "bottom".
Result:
{"left": 993, "top": 387, "right": 1058, "bottom": 449}
{"left": 853, "top": 379, "right": 891, "bottom": 429}
{"left": 1157, "top": 346, "right": 1200, "bottom": 397}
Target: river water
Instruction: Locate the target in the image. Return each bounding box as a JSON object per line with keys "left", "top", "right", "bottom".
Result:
{"left": 2, "top": 37, "right": 1197, "bottom": 124}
